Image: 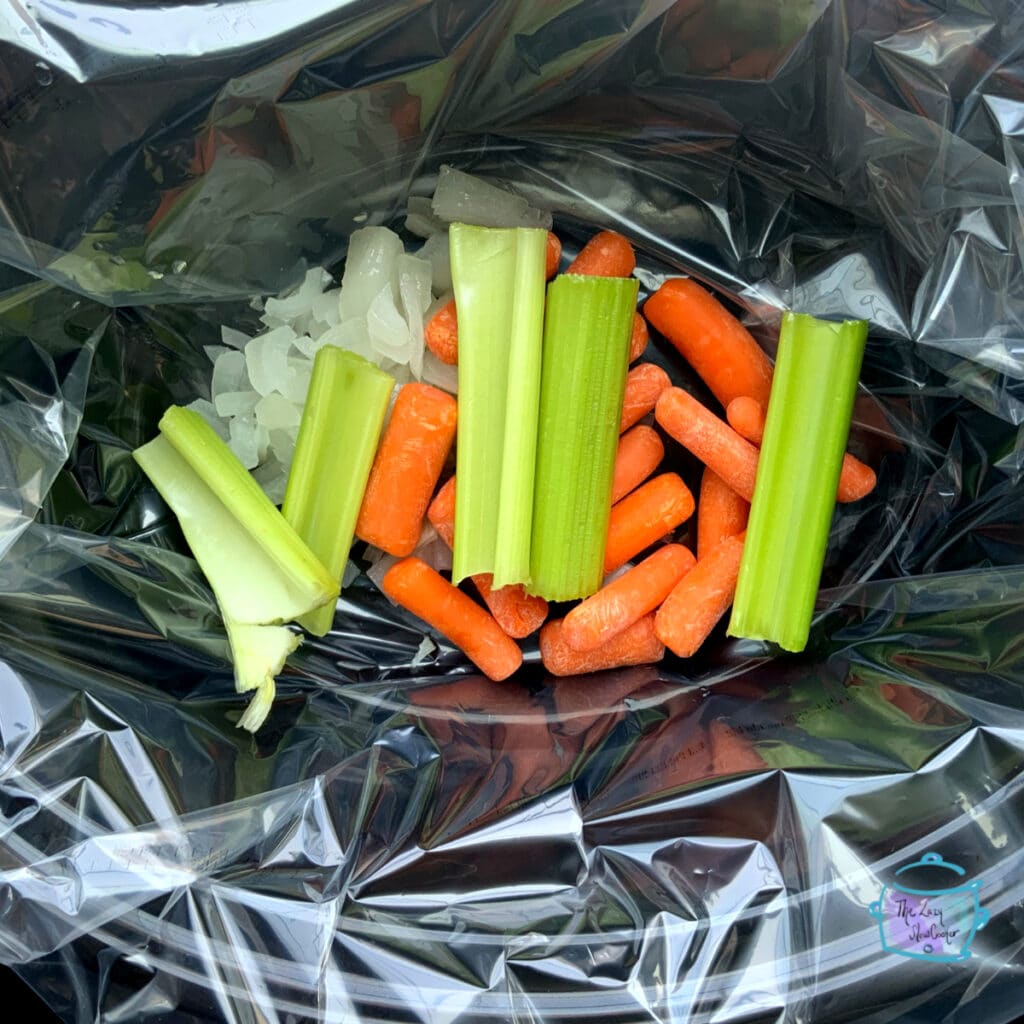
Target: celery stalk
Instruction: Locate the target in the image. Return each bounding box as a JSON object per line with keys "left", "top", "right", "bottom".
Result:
{"left": 158, "top": 406, "right": 338, "bottom": 617}
{"left": 134, "top": 432, "right": 335, "bottom": 624}
{"left": 449, "top": 223, "right": 547, "bottom": 586}
{"left": 134, "top": 426, "right": 337, "bottom": 733}
{"left": 529, "top": 274, "right": 639, "bottom": 601}
{"left": 728, "top": 312, "right": 868, "bottom": 652}
{"left": 283, "top": 347, "right": 394, "bottom": 636}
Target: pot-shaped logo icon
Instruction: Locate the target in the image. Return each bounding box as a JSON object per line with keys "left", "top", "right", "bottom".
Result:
{"left": 869, "top": 852, "right": 988, "bottom": 962}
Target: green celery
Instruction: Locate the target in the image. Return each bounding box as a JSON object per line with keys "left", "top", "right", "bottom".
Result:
{"left": 529, "top": 274, "right": 638, "bottom": 601}
{"left": 134, "top": 428, "right": 336, "bottom": 624}
{"left": 449, "top": 223, "right": 547, "bottom": 586}
{"left": 282, "top": 347, "right": 394, "bottom": 636}
{"left": 134, "top": 423, "right": 337, "bottom": 732}
{"left": 728, "top": 312, "right": 868, "bottom": 652}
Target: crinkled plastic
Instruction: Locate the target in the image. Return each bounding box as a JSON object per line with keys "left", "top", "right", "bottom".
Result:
{"left": 1, "top": 1, "right": 1024, "bottom": 1021}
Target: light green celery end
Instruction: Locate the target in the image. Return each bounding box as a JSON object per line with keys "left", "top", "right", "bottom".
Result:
{"left": 282, "top": 347, "right": 394, "bottom": 636}
{"left": 728, "top": 312, "right": 868, "bottom": 652}
{"left": 158, "top": 405, "right": 338, "bottom": 608}
{"left": 134, "top": 433, "right": 330, "bottom": 624}
{"left": 529, "top": 274, "right": 638, "bottom": 601}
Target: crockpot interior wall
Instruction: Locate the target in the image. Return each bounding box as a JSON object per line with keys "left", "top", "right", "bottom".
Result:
{"left": 0, "top": 2, "right": 1023, "bottom": 1023}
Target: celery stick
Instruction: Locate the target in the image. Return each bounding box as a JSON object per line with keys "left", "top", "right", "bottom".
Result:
{"left": 134, "top": 428, "right": 333, "bottom": 733}
{"left": 158, "top": 406, "right": 338, "bottom": 616}
{"left": 283, "top": 347, "right": 394, "bottom": 636}
{"left": 449, "top": 223, "right": 547, "bottom": 586}
{"left": 728, "top": 312, "right": 868, "bottom": 652}
{"left": 134, "top": 433, "right": 334, "bottom": 624}
{"left": 529, "top": 274, "right": 638, "bottom": 601}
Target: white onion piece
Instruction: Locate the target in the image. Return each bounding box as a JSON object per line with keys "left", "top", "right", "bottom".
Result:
{"left": 214, "top": 390, "right": 260, "bottom": 418}
{"left": 421, "top": 350, "right": 458, "bottom": 395}
{"left": 280, "top": 357, "right": 313, "bottom": 404}
{"left": 367, "top": 285, "right": 412, "bottom": 360}
{"left": 339, "top": 227, "right": 403, "bottom": 321}
{"left": 228, "top": 415, "right": 261, "bottom": 469}
{"left": 431, "top": 165, "right": 552, "bottom": 230}
{"left": 221, "top": 325, "right": 250, "bottom": 350}
{"left": 212, "top": 349, "right": 249, "bottom": 398}
{"left": 366, "top": 549, "right": 400, "bottom": 600}
{"left": 398, "top": 253, "right": 432, "bottom": 380}
{"left": 417, "top": 233, "right": 452, "bottom": 295}
{"left": 411, "top": 635, "right": 437, "bottom": 667}
{"left": 255, "top": 393, "right": 301, "bottom": 431}
{"left": 245, "top": 326, "right": 296, "bottom": 396}
{"left": 405, "top": 196, "right": 447, "bottom": 238}
{"left": 204, "top": 344, "right": 230, "bottom": 364}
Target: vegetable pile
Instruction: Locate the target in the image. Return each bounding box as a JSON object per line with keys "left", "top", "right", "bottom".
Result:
{"left": 134, "top": 169, "right": 877, "bottom": 731}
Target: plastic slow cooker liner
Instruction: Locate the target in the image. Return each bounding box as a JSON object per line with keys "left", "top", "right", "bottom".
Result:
{"left": 1, "top": 1, "right": 1023, "bottom": 1022}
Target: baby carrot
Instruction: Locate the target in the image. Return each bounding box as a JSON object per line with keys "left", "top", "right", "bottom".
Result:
{"left": 726, "top": 395, "right": 877, "bottom": 503}
{"left": 620, "top": 362, "right": 672, "bottom": 433}
{"left": 724, "top": 395, "right": 765, "bottom": 444}
{"left": 541, "top": 614, "right": 664, "bottom": 676}
{"left": 383, "top": 557, "right": 523, "bottom": 680}
{"left": 605, "top": 472, "right": 695, "bottom": 574}
{"left": 611, "top": 425, "right": 665, "bottom": 504}
{"left": 545, "top": 231, "right": 562, "bottom": 278}
{"left": 655, "top": 387, "right": 759, "bottom": 502}
{"left": 629, "top": 312, "right": 648, "bottom": 363}
{"left": 356, "top": 383, "right": 457, "bottom": 556}
{"left": 427, "top": 475, "right": 548, "bottom": 638}
{"left": 424, "top": 298, "right": 458, "bottom": 365}
{"left": 567, "top": 230, "right": 635, "bottom": 277}
{"left": 643, "top": 278, "right": 773, "bottom": 411}
{"left": 562, "top": 544, "right": 696, "bottom": 652}
{"left": 697, "top": 467, "right": 749, "bottom": 559}
{"left": 655, "top": 532, "right": 745, "bottom": 658}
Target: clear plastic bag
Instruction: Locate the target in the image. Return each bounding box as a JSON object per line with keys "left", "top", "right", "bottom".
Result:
{"left": 1, "top": 2, "right": 1023, "bottom": 1021}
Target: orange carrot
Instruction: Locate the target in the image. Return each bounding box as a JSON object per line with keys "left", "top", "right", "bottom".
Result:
{"left": 545, "top": 231, "right": 562, "bottom": 279}
{"left": 541, "top": 614, "right": 664, "bottom": 676}
{"left": 427, "top": 475, "right": 548, "bottom": 638}
{"left": 356, "top": 383, "right": 457, "bottom": 556}
{"left": 655, "top": 532, "right": 745, "bottom": 658}
{"left": 567, "top": 230, "right": 635, "bottom": 277}
{"left": 424, "top": 298, "right": 458, "bottom": 365}
{"left": 383, "top": 557, "right": 523, "bottom": 680}
{"left": 563, "top": 544, "right": 696, "bottom": 652}
{"left": 643, "top": 278, "right": 773, "bottom": 411}
{"left": 724, "top": 395, "right": 765, "bottom": 444}
{"left": 697, "top": 467, "right": 749, "bottom": 559}
{"left": 620, "top": 362, "right": 672, "bottom": 433}
{"left": 605, "top": 472, "right": 695, "bottom": 574}
{"left": 655, "top": 387, "right": 759, "bottom": 502}
{"left": 726, "top": 396, "right": 877, "bottom": 503}
{"left": 611, "top": 425, "right": 665, "bottom": 504}
{"left": 629, "top": 312, "right": 648, "bottom": 363}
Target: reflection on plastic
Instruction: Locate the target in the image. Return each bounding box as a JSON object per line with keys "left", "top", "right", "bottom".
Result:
{"left": 1, "top": 1, "right": 1024, "bottom": 1022}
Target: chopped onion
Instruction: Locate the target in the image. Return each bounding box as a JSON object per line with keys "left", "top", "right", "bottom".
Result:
{"left": 405, "top": 196, "right": 448, "bottom": 238}
{"left": 339, "top": 227, "right": 403, "bottom": 321}
{"left": 431, "top": 165, "right": 552, "bottom": 230}
{"left": 417, "top": 233, "right": 452, "bottom": 295}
